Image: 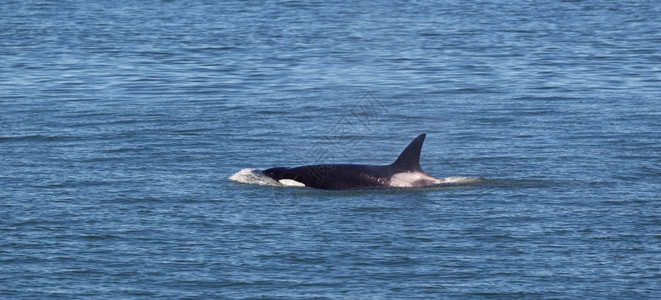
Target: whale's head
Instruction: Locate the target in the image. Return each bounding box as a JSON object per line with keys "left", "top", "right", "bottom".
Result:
{"left": 261, "top": 167, "right": 307, "bottom": 187}
{"left": 261, "top": 167, "right": 289, "bottom": 180}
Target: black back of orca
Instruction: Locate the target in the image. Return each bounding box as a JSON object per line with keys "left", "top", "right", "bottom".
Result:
{"left": 262, "top": 133, "right": 435, "bottom": 190}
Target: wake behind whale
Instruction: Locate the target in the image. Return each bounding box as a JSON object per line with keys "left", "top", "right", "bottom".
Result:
{"left": 230, "top": 133, "right": 482, "bottom": 190}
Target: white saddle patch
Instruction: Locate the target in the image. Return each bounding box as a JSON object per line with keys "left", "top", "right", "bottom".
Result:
{"left": 389, "top": 172, "right": 441, "bottom": 187}
{"left": 278, "top": 179, "right": 306, "bottom": 187}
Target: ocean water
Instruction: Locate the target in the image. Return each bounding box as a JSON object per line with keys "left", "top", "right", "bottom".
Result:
{"left": 1, "top": 0, "right": 660, "bottom": 298}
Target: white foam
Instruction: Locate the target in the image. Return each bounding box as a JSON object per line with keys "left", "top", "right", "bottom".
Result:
{"left": 229, "top": 168, "right": 281, "bottom": 186}
{"left": 440, "top": 176, "right": 481, "bottom": 184}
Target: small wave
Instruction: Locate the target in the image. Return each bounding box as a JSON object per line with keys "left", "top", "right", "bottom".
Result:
{"left": 229, "top": 168, "right": 281, "bottom": 186}
{"left": 440, "top": 176, "right": 483, "bottom": 185}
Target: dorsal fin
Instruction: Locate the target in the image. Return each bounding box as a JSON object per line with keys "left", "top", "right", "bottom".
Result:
{"left": 391, "top": 133, "right": 426, "bottom": 172}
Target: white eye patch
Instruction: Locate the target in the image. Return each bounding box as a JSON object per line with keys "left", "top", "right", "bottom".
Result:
{"left": 278, "top": 179, "right": 306, "bottom": 187}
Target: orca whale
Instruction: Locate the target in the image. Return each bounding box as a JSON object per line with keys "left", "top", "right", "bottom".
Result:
{"left": 261, "top": 133, "right": 448, "bottom": 190}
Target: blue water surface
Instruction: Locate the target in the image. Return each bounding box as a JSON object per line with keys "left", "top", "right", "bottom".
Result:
{"left": 1, "top": 0, "right": 660, "bottom": 298}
